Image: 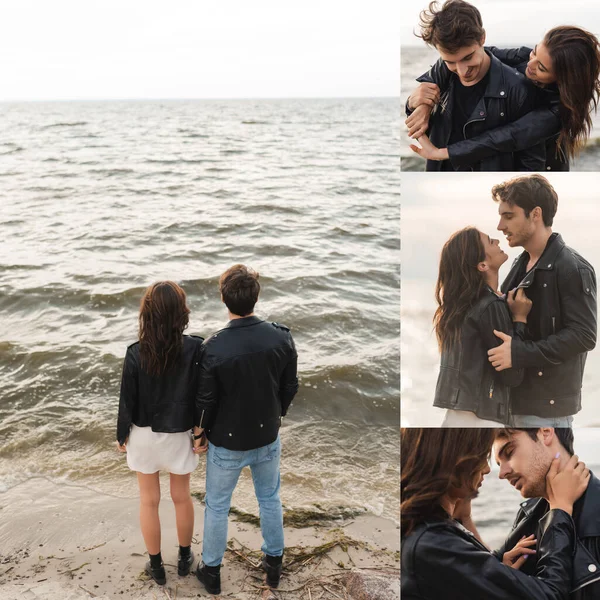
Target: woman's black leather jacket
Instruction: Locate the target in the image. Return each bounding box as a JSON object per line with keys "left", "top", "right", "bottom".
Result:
{"left": 433, "top": 286, "right": 524, "bottom": 424}
{"left": 401, "top": 510, "right": 576, "bottom": 599}
{"left": 116, "top": 334, "right": 204, "bottom": 445}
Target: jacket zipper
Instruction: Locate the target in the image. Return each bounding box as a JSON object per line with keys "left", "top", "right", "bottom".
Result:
{"left": 463, "top": 118, "right": 486, "bottom": 140}
{"left": 552, "top": 316, "right": 556, "bottom": 334}
{"left": 489, "top": 381, "right": 494, "bottom": 399}
{"left": 199, "top": 409, "right": 206, "bottom": 428}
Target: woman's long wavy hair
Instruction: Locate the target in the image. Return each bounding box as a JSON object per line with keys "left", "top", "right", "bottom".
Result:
{"left": 433, "top": 227, "right": 486, "bottom": 352}
{"left": 544, "top": 26, "right": 600, "bottom": 159}
{"left": 401, "top": 428, "right": 496, "bottom": 538}
{"left": 138, "top": 281, "right": 190, "bottom": 377}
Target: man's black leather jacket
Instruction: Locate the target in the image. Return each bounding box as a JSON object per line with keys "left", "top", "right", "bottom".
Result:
{"left": 116, "top": 334, "right": 204, "bottom": 445}
{"left": 433, "top": 286, "right": 524, "bottom": 424}
{"left": 494, "top": 472, "right": 600, "bottom": 599}
{"left": 408, "top": 49, "right": 546, "bottom": 171}
{"left": 401, "top": 510, "right": 576, "bottom": 599}
{"left": 447, "top": 47, "right": 567, "bottom": 172}
{"left": 501, "top": 233, "right": 597, "bottom": 417}
{"left": 196, "top": 316, "right": 298, "bottom": 451}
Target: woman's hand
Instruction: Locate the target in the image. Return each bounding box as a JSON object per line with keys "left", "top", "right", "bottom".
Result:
{"left": 193, "top": 429, "right": 208, "bottom": 454}
{"left": 502, "top": 534, "right": 537, "bottom": 570}
{"left": 409, "top": 134, "right": 450, "bottom": 161}
{"left": 407, "top": 82, "right": 440, "bottom": 110}
{"left": 507, "top": 288, "right": 532, "bottom": 323}
{"left": 116, "top": 439, "right": 128, "bottom": 453}
{"left": 406, "top": 105, "right": 432, "bottom": 139}
{"left": 547, "top": 454, "right": 590, "bottom": 515}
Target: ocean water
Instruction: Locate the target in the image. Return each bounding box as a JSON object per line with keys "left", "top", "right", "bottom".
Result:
{"left": 0, "top": 98, "right": 400, "bottom": 521}
{"left": 400, "top": 46, "right": 600, "bottom": 171}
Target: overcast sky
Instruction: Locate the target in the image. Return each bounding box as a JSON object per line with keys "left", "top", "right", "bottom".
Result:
{"left": 0, "top": 0, "right": 400, "bottom": 101}
{"left": 402, "top": 0, "right": 600, "bottom": 47}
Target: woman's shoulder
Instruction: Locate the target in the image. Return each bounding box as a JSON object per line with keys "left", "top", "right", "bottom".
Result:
{"left": 184, "top": 334, "right": 205, "bottom": 346}
{"left": 403, "top": 520, "right": 475, "bottom": 563}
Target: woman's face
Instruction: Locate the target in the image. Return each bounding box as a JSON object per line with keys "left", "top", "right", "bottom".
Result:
{"left": 451, "top": 459, "right": 492, "bottom": 500}
{"left": 526, "top": 42, "right": 556, "bottom": 85}
{"left": 479, "top": 231, "right": 508, "bottom": 271}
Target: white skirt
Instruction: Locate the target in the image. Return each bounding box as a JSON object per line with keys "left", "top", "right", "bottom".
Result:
{"left": 126, "top": 425, "right": 199, "bottom": 475}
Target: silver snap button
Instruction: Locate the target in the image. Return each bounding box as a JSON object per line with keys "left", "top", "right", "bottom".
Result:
{"left": 260, "top": 424, "right": 264, "bottom": 428}
{"left": 547, "top": 264, "right": 552, "bottom": 268}
{"left": 546, "top": 166, "right": 551, "bottom": 170}
{"left": 500, "top": 91, "right": 505, "bottom": 95}
{"left": 229, "top": 433, "right": 233, "bottom": 437}
{"left": 543, "top": 283, "right": 547, "bottom": 287}
{"left": 500, "top": 112, "right": 505, "bottom": 116}
{"left": 589, "top": 564, "right": 597, "bottom": 573}
{"left": 549, "top": 400, "right": 555, "bottom": 405}
{"left": 538, "top": 371, "right": 543, "bottom": 376}
{"left": 587, "top": 288, "right": 590, "bottom": 293}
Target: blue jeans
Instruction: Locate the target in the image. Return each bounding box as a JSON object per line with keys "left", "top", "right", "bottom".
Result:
{"left": 202, "top": 436, "right": 284, "bottom": 567}
{"left": 510, "top": 414, "right": 574, "bottom": 427}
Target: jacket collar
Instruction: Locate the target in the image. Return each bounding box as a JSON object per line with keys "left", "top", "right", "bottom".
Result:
{"left": 225, "top": 315, "right": 263, "bottom": 329}
{"left": 510, "top": 232, "right": 564, "bottom": 289}
{"left": 479, "top": 51, "right": 510, "bottom": 99}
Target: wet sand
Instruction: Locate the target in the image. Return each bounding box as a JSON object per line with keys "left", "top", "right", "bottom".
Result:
{"left": 0, "top": 478, "right": 399, "bottom": 599}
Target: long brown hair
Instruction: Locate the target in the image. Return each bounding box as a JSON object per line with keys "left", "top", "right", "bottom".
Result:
{"left": 138, "top": 281, "right": 190, "bottom": 377}
{"left": 544, "top": 26, "right": 600, "bottom": 159}
{"left": 401, "top": 428, "right": 496, "bottom": 538}
{"left": 433, "top": 227, "right": 486, "bottom": 351}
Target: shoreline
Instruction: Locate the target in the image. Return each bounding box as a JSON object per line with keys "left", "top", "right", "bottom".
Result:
{"left": 0, "top": 477, "right": 399, "bottom": 599}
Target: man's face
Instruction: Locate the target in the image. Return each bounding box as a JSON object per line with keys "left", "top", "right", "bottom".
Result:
{"left": 497, "top": 201, "right": 536, "bottom": 248}
{"left": 437, "top": 41, "right": 487, "bottom": 86}
{"left": 493, "top": 432, "right": 551, "bottom": 498}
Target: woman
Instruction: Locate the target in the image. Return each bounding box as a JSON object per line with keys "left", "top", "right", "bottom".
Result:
{"left": 433, "top": 227, "right": 530, "bottom": 426}
{"left": 116, "top": 281, "right": 206, "bottom": 585}
{"left": 407, "top": 26, "right": 600, "bottom": 171}
{"left": 401, "top": 428, "right": 590, "bottom": 599}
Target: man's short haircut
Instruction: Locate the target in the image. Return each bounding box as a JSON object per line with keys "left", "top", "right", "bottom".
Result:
{"left": 417, "top": 0, "right": 485, "bottom": 53}
{"left": 496, "top": 428, "right": 575, "bottom": 455}
{"left": 491, "top": 174, "right": 559, "bottom": 227}
{"left": 219, "top": 264, "right": 260, "bottom": 317}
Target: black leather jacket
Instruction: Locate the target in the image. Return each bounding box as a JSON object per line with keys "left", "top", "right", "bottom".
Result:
{"left": 408, "top": 49, "right": 546, "bottom": 171}
{"left": 433, "top": 286, "right": 524, "bottom": 424}
{"left": 401, "top": 510, "right": 576, "bottom": 599}
{"left": 501, "top": 234, "right": 597, "bottom": 417}
{"left": 494, "top": 472, "right": 600, "bottom": 599}
{"left": 116, "top": 334, "right": 204, "bottom": 445}
{"left": 447, "top": 47, "right": 567, "bottom": 172}
{"left": 196, "top": 316, "right": 298, "bottom": 451}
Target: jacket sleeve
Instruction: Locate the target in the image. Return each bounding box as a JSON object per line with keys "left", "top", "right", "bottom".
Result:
{"left": 407, "top": 511, "right": 574, "bottom": 600}
{"left": 195, "top": 345, "right": 218, "bottom": 429}
{"left": 116, "top": 347, "right": 137, "bottom": 445}
{"left": 279, "top": 335, "right": 299, "bottom": 416}
{"left": 406, "top": 58, "right": 452, "bottom": 116}
{"left": 512, "top": 267, "right": 597, "bottom": 369}
{"left": 488, "top": 46, "right": 532, "bottom": 67}
{"left": 447, "top": 107, "right": 560, "bottom": 169}
{"left": 477, "top": 301, "right": 524, "bottom": 387}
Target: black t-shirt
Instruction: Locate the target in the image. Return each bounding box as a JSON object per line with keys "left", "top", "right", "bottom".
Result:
{"left": 448, "top": 70, "right": 491, "bottom": 146}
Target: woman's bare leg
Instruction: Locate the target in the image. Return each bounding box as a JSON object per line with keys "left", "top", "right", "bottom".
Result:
{"left": 137, "top": 472, "right": 161, "bottom": 555}
{"left": 170, "top": 473, "right": 194, "bottom": 547}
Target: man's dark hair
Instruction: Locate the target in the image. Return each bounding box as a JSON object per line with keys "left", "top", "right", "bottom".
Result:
{"left": 416, "top": 0, "right": 485, "bottom": 53}
{"left": 219, "top": 264, "right": 260, "bottom": 317}
{"left": 496, "top": 428, "right": 575, "bottom": 455}
{"left": 491, "top": 174, "right": 558, "bottom": 227}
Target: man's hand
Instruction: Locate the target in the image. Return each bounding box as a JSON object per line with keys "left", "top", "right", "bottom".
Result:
{"left": 488, "top": 331, "right": 512, "bottom": 370}
{"left": 193, "top": 429, "right": 208, "bottom": 454}
{"left": 116, "top": 439, "right": 127, "bottom": 453}
{"left": 502, "top": 534, "right": 538, "bottom": 570}
{"left": 409, "top": 134, "right": 449, "bottom": 161}
{"left": 507, "top": 288, "right": 532, "bottom": 323}
{"left": 406, "top": 105, "right": 432, "bottom": 139}
{"left": 407, "top": 82, "right": 440, "bottom": 110}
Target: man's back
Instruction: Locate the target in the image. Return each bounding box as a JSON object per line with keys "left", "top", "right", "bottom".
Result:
{"left": 197, "top": 315, "right": 298, "bottom": 451}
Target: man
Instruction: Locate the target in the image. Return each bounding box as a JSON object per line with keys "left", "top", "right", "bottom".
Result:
{"left": 487, "top": 174, "right": 596, "bottom": 426}
{"left": 494, "top": 428, "right": 600, "bottom": 599}
{"left": 405, "top": 0, "right": 545, "bottom": 171}
{"left": 194, "top": 265, "right": 299, "bottom": 595}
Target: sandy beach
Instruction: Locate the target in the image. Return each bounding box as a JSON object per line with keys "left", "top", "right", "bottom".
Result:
{"left": 0, "top": 478, "right": 399, "bottom": 599}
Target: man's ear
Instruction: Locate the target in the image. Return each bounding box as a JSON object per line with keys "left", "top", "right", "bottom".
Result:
{"left": 539, "top": 428, "right": 555, "bottom": 448}
{"left": 532, "top": 206, "right": 543, "bottom": 223}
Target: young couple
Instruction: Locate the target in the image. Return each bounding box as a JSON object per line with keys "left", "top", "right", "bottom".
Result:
{"left": 405, "top": 0, "right": 600, "bottom": 171}
{"left": 401, "top": 427, "right": 600, "bottom": 599}
{"left": 433, "top": 174, "right": 597, "bottom": 427}
{"left": 115, "top": 264, "right": 299, "bottom": 594}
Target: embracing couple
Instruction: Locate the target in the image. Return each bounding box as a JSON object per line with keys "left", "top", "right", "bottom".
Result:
{"left": 405, "top": 0, "right": 600, "bottom": 171}
{"left": 433, "top": 174, "right": 597, "bottom": 427}
{"left": 115, "top": 264, "right": 299, "bottom": 594}
{"left": 401, "top": 427, "right": 600, "bottom": 599}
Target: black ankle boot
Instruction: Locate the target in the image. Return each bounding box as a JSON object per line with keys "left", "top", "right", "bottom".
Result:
{"left": 262, "top": 553, "right": 283, "bottom": 588}
{"left": 178, "top": 548, "right": 195, "bottom": 576}
{"left": 196, "top": 561, "right": 221, "bottom": 595}
{"left": 145, "top": 560, "right": 166, "bottom": 585}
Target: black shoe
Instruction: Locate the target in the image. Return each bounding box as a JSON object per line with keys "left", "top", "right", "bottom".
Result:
{"left": 196, "top": 561, "right": 221, "bottom": 595}
{"left": 145, "top": 560, "right": 166, "bottom": 585}
{"left": 262, "top": 554, "right": 283, "bottom": 589}
{"left": 178, "top": 549, "right": 195, "bottom": 576}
